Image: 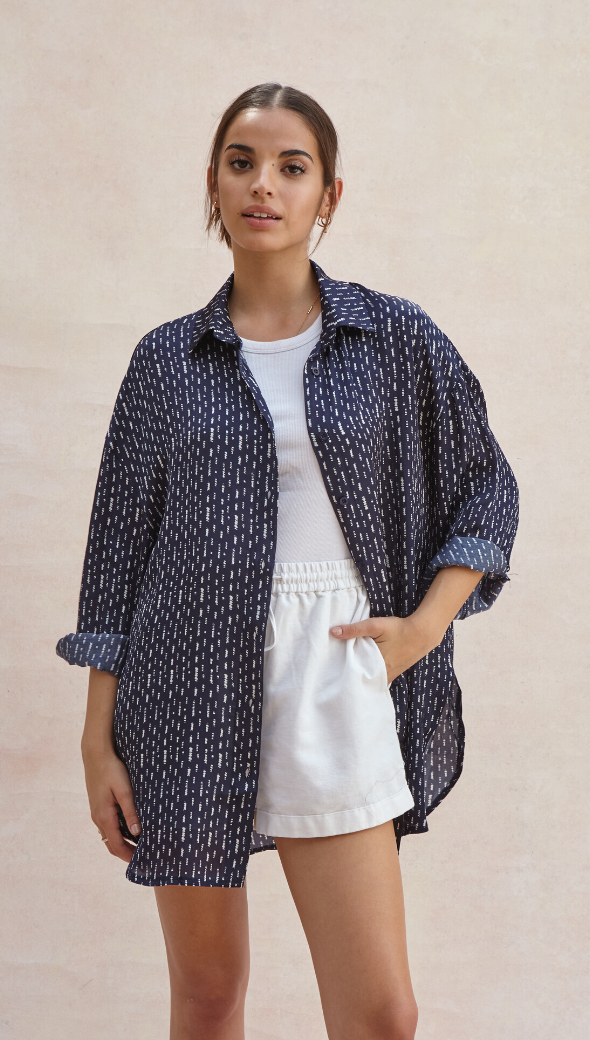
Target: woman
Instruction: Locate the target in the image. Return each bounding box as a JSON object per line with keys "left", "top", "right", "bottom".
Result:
{"left": 57, "top": 83, "right": 519, "bottom": 1040}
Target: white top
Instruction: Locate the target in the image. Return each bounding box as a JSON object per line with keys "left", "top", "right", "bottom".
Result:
{"left": 241, "top": 313, "right": 352, "bottom": 563}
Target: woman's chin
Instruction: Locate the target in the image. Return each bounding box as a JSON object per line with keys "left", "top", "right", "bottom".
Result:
{"left": 231, "top": 238, "right": 290, "bottom": 255}
{"left": 230, "top": 232, "right": 309, "bottom": 256}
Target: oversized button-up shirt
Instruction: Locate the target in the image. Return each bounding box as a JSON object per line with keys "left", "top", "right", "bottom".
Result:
{"left": 56, "top": 260, "right": 519, "bottom": 887}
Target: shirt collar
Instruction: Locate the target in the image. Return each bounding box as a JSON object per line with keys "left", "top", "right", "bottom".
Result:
{"left": 189, "top": 259, "right": 374, "bottom": 354}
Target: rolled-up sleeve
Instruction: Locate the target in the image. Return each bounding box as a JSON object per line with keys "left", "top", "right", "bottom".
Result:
{"left": 56, "top": 341, "right": 165, "bottom": 676}
{"left": 418, "top": 312, "right": 519, "bottom": 619}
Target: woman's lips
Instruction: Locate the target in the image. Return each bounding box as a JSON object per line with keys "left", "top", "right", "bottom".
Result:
{"left": 242, "top": 212, "right": 282, "bottom": 228}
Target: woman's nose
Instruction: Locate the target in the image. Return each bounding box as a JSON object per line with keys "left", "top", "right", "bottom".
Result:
{"left": 251, "top": 182, "right": 274, "bottom": 197}
{"left": 250, "top": 164, "right": 276, "bottom": 196}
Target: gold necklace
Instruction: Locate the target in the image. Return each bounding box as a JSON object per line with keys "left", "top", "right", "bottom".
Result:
{"left": 295, "top": 292, "right": 320, "bottom": 336}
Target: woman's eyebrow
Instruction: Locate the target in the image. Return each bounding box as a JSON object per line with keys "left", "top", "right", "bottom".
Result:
{"left": 223, "top": 143, "right": 314, "bottom": 162}
{"left": 279, "top": 149, "right": 314, "bottom": 162}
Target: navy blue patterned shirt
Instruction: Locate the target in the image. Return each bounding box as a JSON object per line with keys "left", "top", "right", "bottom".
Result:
{"left": 56, "top": 260, "right": 519, "bottom": 887}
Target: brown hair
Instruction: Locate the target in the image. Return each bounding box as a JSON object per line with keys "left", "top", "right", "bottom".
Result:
{"left": 205, "top": 83, "right": 340, "bottom": 250}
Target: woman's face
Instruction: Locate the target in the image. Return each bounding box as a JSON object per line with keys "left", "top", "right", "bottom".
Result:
{"left": 211, "top": 107, "right": 341, "bottom": 254}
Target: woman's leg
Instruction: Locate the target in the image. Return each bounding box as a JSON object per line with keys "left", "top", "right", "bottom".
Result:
{"left": 275, "top": 821, "right": 418, "bottom": 1040}
{"left": 154, "top": 885, "right": 250, "bottom": 1040}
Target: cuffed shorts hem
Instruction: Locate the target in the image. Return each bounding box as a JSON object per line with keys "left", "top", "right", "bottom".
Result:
{"left": 254, "top": 783, "right": 415, "bottom": 839}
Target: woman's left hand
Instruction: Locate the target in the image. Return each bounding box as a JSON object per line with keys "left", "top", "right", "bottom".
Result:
{"left": 329, "top": 613, "right": 443, "bottom": 685}
{"left": 330, "top": 565, "right": 485, "bottom": 683}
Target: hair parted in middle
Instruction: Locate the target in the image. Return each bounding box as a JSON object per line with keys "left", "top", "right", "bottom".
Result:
{"left": 205, "top": 82, "right": 340, "bottom": 250}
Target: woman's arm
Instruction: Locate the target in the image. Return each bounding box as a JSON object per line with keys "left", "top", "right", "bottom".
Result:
{"left": 81, "top": 668, "right": 141, "bottom": 864}
{"left": 330, "top": 565, "right": 484, "bottom": 683}
{"left": 414, "top": 307, "right": 519, "bottom": 620}
{"left": 56, "top": 337, "right": 167, "bottom": 679}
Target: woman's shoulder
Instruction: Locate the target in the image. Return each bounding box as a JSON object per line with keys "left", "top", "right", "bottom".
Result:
{"left": 344, "top": 278, "right": 450, "bottom": 353}
{"left": 340, "top": 277, "right": 435, "bottom": 338}
{"left": 124, "top": 308, "right": 202, "bottom": 374}
{"left": 140, "top": 308, "right": 202, "bottom": 350}
{"left": 343, "top": 277, "right": 469, "bottom": 383}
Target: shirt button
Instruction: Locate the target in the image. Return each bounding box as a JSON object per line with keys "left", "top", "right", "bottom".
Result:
{"left": 311, "top": 362, "right": 320, "bottom": 375}
{"left": 338, "top": 493, "right": 349, "bottom": 506}
{"left": 317, "top": 432, "right": 326, "bottom": 443}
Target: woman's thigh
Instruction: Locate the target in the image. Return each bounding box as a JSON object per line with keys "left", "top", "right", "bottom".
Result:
{"left": 154, "top": 884, "right": 250, "bottom": 1039}
{"left": 275, "top": 822, "right": 417, "bottom": 1040}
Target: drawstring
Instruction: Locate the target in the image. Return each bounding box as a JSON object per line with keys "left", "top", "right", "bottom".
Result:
{"left": 264, "top": 604, "right": 277, "bottom": 652}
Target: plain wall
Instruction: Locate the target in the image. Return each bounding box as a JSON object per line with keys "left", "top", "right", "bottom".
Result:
{"left": 1, "top": 1, "right": 588, "bottom": 1037}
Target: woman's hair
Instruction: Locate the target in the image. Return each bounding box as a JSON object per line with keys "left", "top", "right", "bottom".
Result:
{"left": 205, "top": 83, "right": 340, "bottom": 250}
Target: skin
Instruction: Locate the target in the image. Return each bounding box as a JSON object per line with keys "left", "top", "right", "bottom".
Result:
{"left": 84, "top": 106, "right": 484, "bottom": 1039}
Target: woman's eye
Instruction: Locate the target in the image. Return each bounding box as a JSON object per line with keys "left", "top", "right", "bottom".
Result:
{"left": 284, "top": 163, "right": 305, "bottom": 175}
{"left": 229, "top": 157, "right": 252, "bottom": 170}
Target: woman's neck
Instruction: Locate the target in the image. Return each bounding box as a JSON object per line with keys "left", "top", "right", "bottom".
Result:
{"left": 227, "top": 244, "right": 320, "bottom": 342}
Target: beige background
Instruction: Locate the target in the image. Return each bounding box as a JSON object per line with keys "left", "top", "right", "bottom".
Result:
{"left": 1, "top": 1, "right": 588, "bottom": 1037}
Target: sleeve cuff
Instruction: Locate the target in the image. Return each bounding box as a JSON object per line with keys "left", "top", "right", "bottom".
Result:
{"left": 55, "top": 632, "right": 129, "bottom": 677}
{"left": 424, "top": 535, "right": 510, "bottom": 620}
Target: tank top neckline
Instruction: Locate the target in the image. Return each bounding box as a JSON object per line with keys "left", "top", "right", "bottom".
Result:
{"left": 240, "top": 312, "right": 322, "bottom": 354}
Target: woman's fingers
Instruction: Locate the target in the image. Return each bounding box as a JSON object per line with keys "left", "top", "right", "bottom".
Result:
{"left": 102, "top": 833, "right": 135, "bottom": 864}
{"left": 330, "top": 618, "right": 381, "bottom": 639}
{"left": 96, "top": 805, "right": 136, "bottom": 864}
{"left": 115, "top": 787, "right": 142, "bottom": 839}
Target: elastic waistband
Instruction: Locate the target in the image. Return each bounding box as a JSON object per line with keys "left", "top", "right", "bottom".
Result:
{"left": 271, "top": 557, "right": 363, "bottom": 594}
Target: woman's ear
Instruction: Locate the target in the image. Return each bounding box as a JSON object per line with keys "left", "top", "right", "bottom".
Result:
{"left": 318, "top": 177, "right": 343, "bottom": 220}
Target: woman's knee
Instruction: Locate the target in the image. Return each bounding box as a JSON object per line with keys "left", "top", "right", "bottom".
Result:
{"left": 171, "top": 966, "right": 248, "bottom": 1028}
{"left": 364, "top": 994, "right": 419, "bottom": 1040}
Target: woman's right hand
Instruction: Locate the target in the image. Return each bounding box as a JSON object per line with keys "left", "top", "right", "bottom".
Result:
{"left": 83, "top": 745, "right": 141, "bottom": 864}
{"left": 81, "top": 667, "right": 141, "bottom": 865}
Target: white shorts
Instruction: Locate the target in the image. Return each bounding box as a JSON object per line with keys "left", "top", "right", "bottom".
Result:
{"left": 254, "top": 558, "right": 414, "bottom": 839}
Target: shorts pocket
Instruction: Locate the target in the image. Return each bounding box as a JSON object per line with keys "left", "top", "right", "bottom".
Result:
{"left": 357, "top": 632, "right": 389, "bottom": 691}
{"left": 371, "top": 637, "right": 390, "bottom": 689}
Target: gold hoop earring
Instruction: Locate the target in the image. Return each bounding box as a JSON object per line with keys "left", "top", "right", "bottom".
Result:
{"left": 317, "top": 213, "right": 332, "bottom": 229}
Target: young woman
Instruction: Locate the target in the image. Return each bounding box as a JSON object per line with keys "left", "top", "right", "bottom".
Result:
{"left": 57, "top": 83, "right": 519, "bottom": 1040}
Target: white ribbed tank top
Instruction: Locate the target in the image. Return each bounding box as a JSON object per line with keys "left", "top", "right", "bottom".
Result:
{"left": 241, "top": 313, "right": 351, "bottom": 563}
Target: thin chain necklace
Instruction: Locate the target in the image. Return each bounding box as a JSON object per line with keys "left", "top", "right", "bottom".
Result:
{"left": 295, "top": 291, "right": 320, "bottom": 337}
